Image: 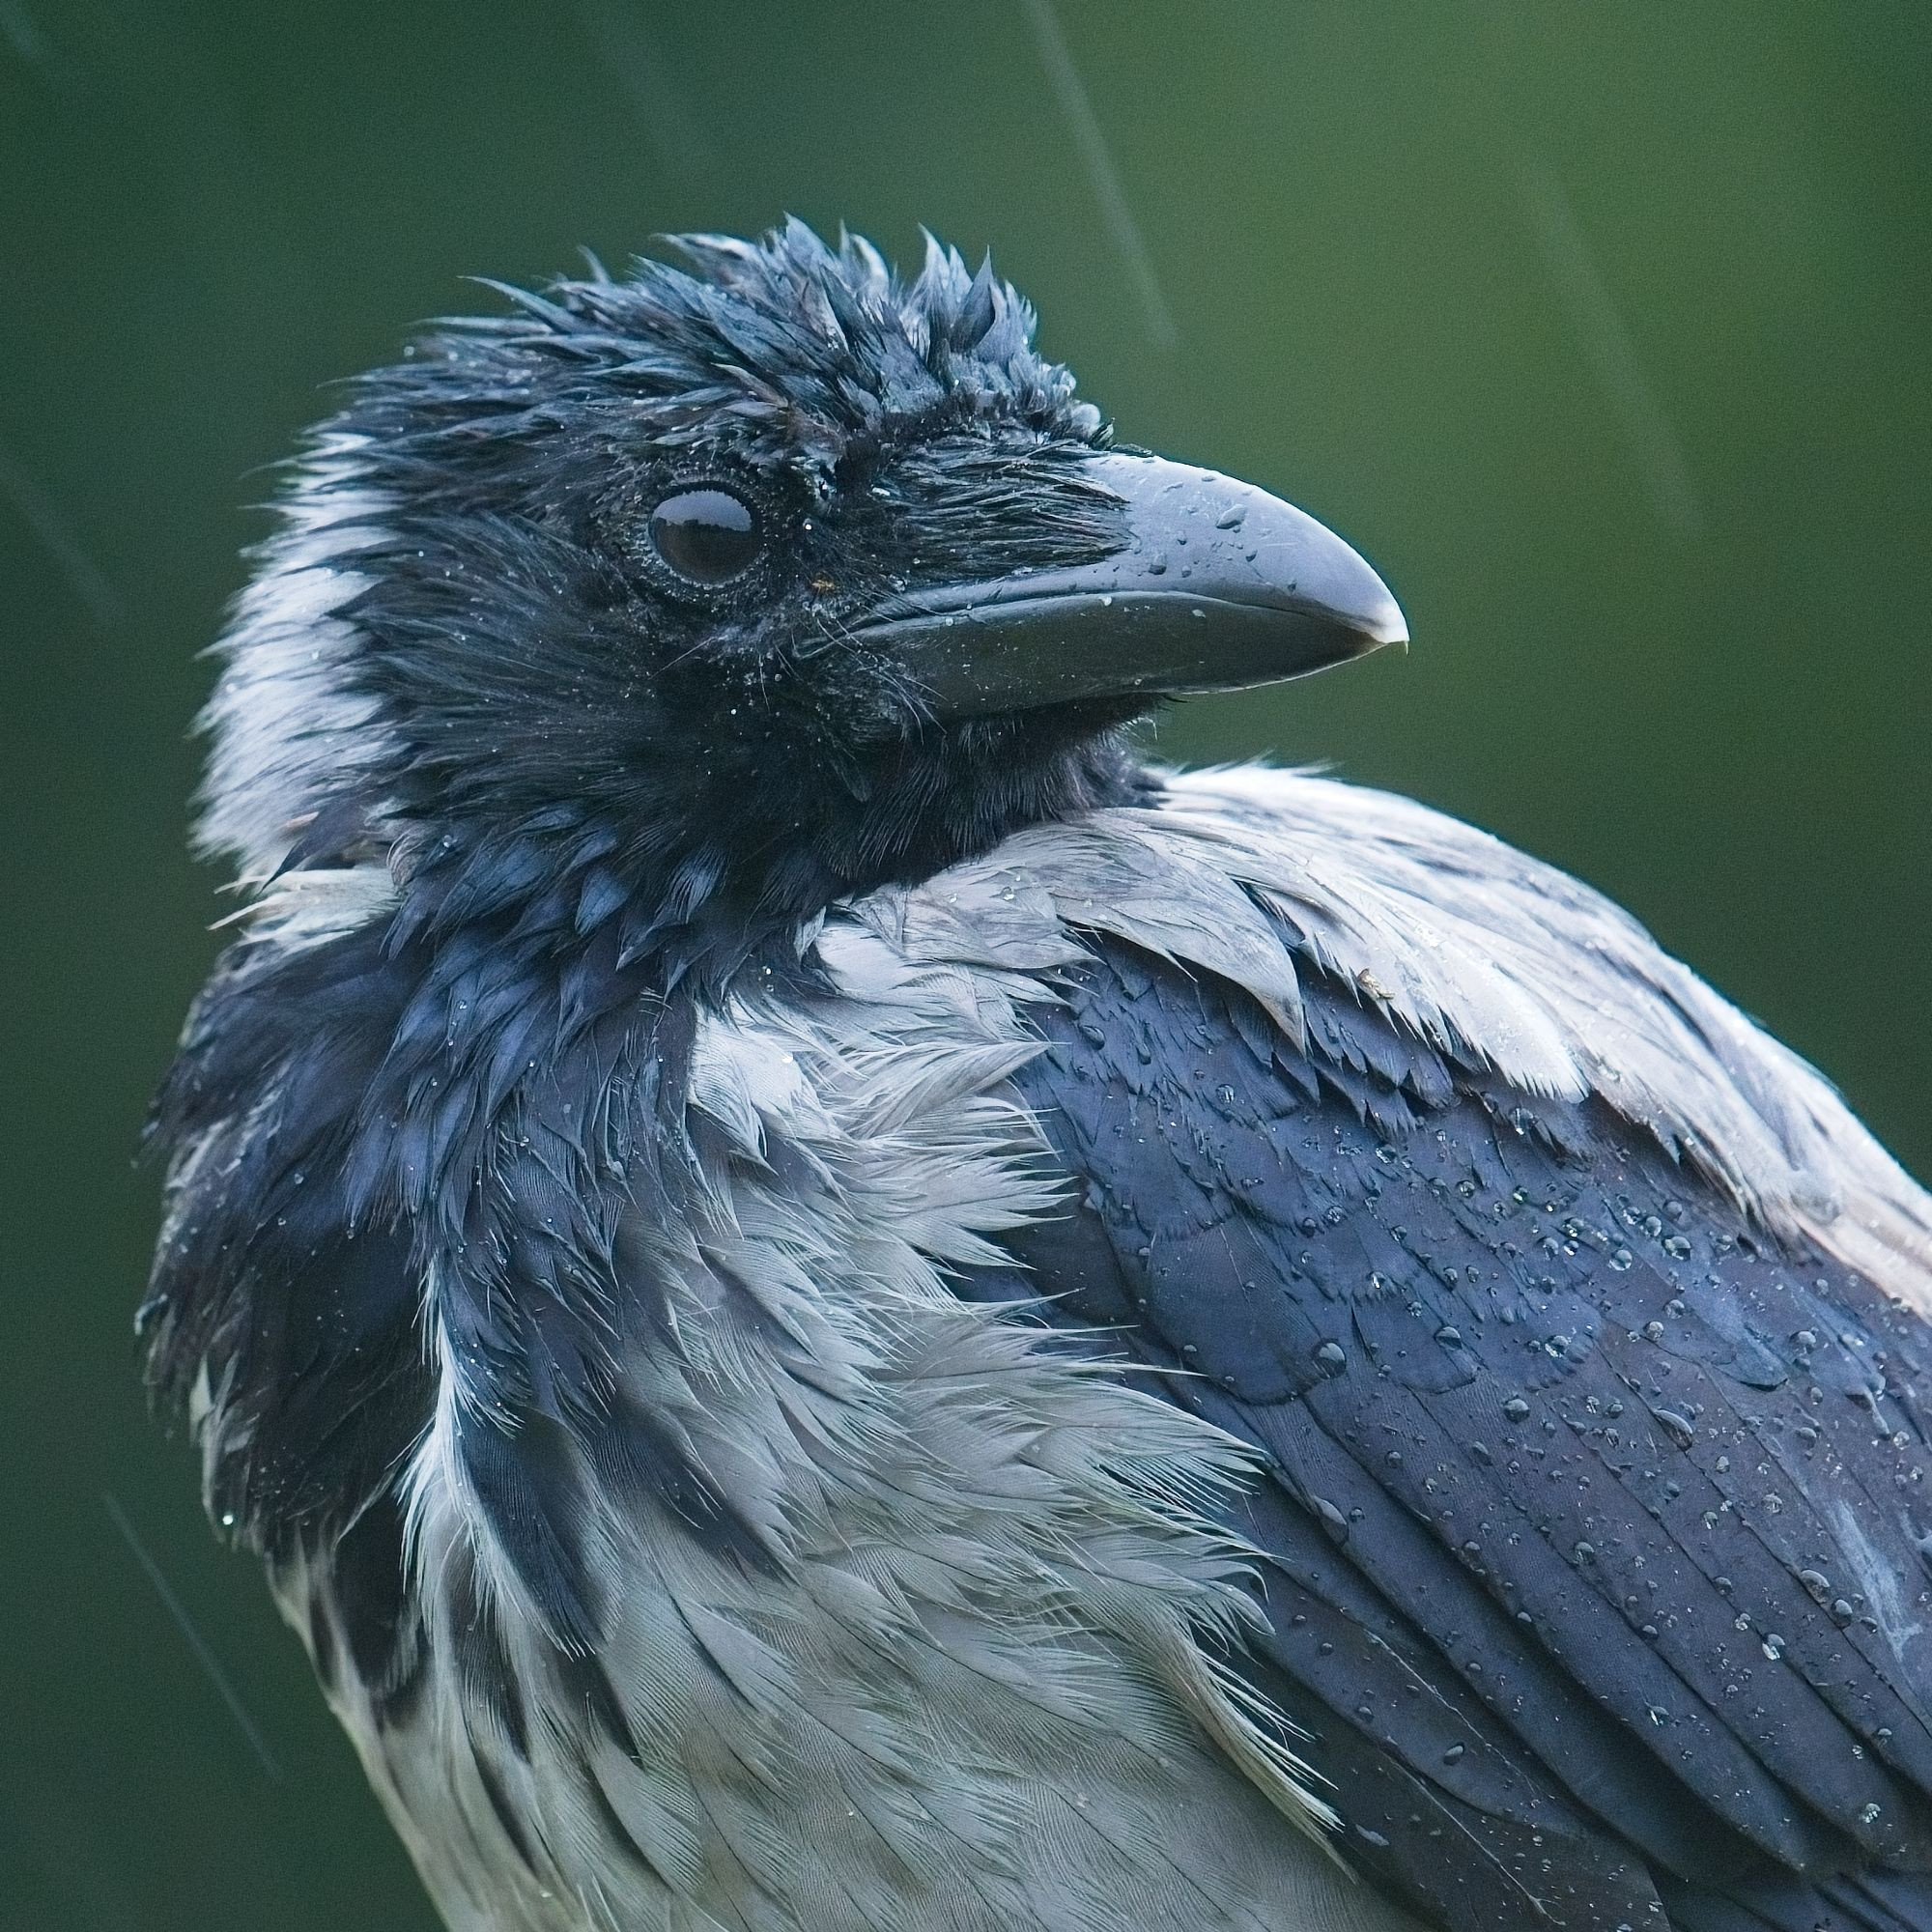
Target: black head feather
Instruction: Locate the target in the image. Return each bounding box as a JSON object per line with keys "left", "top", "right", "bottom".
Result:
{"left": 230, "top": 221, "right": 1154, "bottom": 977}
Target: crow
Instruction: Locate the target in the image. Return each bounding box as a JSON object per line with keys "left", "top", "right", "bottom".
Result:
{"left": 143, "top": 222, "right": 1932, "bottom": 1932}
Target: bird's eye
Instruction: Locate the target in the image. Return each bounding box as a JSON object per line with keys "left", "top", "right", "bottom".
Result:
{"left": 648, "top": 487, "right": 761, "bottom": 586}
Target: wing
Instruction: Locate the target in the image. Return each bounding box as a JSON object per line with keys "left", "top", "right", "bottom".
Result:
{"left": 979, "top": 928, "right": 1932, "bottom": 1932}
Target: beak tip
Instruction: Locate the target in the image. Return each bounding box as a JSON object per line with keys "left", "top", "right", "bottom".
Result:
{"left": 1365, "top": 599, "right": 1408, "bottom": 650}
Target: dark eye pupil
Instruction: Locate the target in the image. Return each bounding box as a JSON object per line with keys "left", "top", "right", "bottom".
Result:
{"left": 649, "top": 488, "right": 760, "bottom": 585}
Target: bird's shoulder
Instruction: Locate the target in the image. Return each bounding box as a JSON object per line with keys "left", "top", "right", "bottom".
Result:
{"left": 892, "top": 764, "right": 1932, "bottom": 1929}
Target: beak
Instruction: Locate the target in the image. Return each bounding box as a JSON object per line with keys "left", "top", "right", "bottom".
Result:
{"left": 849, "top": 451, "right": 1406, "bottom": 723}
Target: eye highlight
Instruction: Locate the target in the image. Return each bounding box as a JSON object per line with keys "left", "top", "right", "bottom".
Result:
{"left": 648, "top": 487, "right": 761, "bottom": 586}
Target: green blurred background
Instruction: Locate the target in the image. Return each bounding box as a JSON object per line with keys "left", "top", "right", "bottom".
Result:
{"left": 3, "top": 2, "right": 1927, "bottom": 1924}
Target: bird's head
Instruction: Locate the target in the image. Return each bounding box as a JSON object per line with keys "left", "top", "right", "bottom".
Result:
{"left": 205, "top": 221, "right": 1403, "bottom": 972}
